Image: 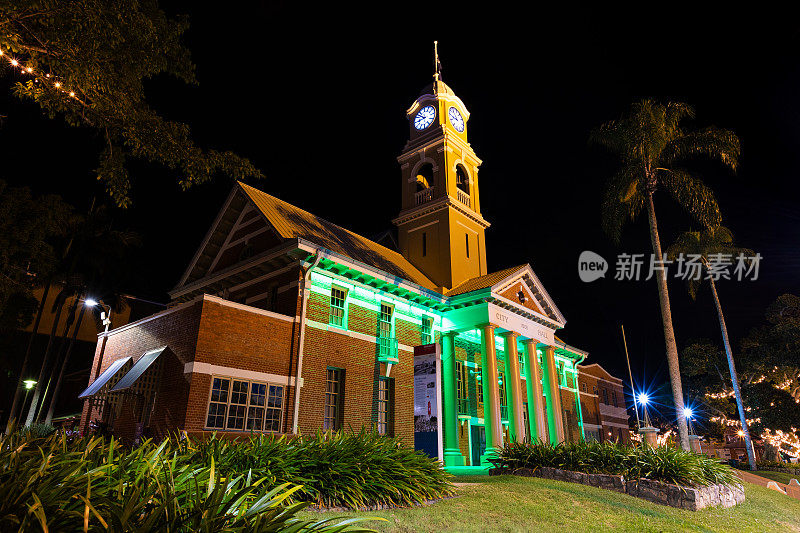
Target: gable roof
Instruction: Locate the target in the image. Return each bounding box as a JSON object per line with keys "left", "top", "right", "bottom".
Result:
{"left": 448, "top": 263, "right": 566, "bottom": 326}
{"left": 578, "top": 363, "right": 623, "bottom": 383}
{"left": 238, "top": 183, "right": 438, "bottom": 290}
{"left": 446, "top": 265, "right": 526, "bottom": 296}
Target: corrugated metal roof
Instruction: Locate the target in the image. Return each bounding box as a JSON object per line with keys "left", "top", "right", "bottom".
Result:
{"left": 446, "top": 265, "right": 527, "bottom": 296}
{"left": 239, "top": 182, "right": 438, "bottom": 290}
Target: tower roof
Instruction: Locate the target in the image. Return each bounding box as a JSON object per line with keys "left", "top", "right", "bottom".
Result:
{"left": 418, "top": 79, "right": 457, "bottom": 97}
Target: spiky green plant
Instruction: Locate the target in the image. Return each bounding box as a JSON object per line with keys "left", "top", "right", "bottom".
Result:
{"left": 0, "top": 430, "right": 381, "bottom": 531}
{"left": 495, "top": 440, "right": 739, "bottom": 487}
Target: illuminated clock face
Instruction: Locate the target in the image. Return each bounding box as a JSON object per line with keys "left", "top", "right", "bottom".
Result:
{"left": 448, "top": 107, "right": 465, "bottom": 132}
{"left": 414, "top": 105, "right": 436, "bottom": 130}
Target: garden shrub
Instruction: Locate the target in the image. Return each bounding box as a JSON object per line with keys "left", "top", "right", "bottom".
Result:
{"left": 0, "top": 428, "right": 453, "bottom": 531}
{"left": 494, "top": 440, "right": 739, "bottom": 487}
{"left": 192, "top": 429, "right": 455, "bottom": 508}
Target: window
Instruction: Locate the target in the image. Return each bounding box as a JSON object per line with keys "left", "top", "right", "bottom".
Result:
{"left": 205, "top": 376, "right": 284, "bottom": 432}
{"left": 324, "top": 367, "right": 344, "bottom": 431}
{"left": 379, "top": 303, "right": 393, "bottom": 338}
{"left": 456, "top": 165, "right": 469, "bottom": 194}
{"left": 465, "top": 233, "right": 470, "bottom": 258}
{"left": 611, "top": 391, "right": 618, "bottom": 407}
{"left": 476, "top": 374, "right": 483, "bottom": 405}
{"left": 422, "top": 232, "right": 427, "bottom": 257}
{"left": 592, "top": 385, "right": 598, "bottom": 395}
{"left": 581, "top": 382, "right": 587, "bottom": 393}
{"left": 456, "top": 361, "right": 467, "bottom": 400}
{"left": 265, "top": 385, "right": 284, "bottom": 432}
{"left": 602, "top": 388, "right": 609, "bottom": 404}
{"left": 329, "top": 287, "right": 346, "bottom": 327}
{"left": 456, "top": 361, "right": 468, "bottom": 415}
{"left": 227, "top": 379, "right": 248, "bottom": 430}
{"left": 206, "top": 377, "right": 230, "bottom": 429}
{"left": 498, "top": 372, "right": 507, "bottom": 406}
{"left": 247, "top": 382, "right": 266, "bottom": 431}
{"left": 421, "top": 316, "right": 433, "bottom": 344}
{"left": 519, "top": 352, "right": 525, "bottom": 375}
{"left": 377, "top": 377, "right": 392, "bottom": 435}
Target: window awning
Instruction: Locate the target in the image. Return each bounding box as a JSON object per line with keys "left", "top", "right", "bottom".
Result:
{"left": 111, "top": 346, "right": 168, "bottom": 392}
{"left": 78, "top": 357, "right": 132, "bottom": 399}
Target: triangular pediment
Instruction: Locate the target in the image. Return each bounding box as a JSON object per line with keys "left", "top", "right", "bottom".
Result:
{"left": 489, "top": 265, "right": 566, "bottom": 327}
{"left": 172, "top": 188, "right": 284, "bottom": 293}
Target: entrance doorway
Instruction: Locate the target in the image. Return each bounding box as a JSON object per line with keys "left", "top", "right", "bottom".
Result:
{"left": 470, "top": 425, "right": 486, "bottom": 465}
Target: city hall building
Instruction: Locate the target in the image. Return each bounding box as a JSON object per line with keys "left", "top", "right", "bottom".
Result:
{"left": 79, "top": 71, "right": 597, "bottom": 467}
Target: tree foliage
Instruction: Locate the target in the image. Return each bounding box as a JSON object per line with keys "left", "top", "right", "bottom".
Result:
{"left": 589, "top": 99, "right": 740, "bottom": 243}
{"left": 682, "top": 294, "right": 800, "bottom": 445}
{"left": 666, "top": 225, "right": 754, "bottom": 299}
{"left": 0, "top": 0, "right": 263, "bottom": 207}
{"left": 0, "top": 179, "right": 73, "bottom": 329}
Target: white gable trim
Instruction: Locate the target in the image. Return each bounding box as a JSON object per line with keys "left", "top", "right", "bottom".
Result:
{"left": 490, "top": 265, "right": 566, "bottom": 326}
{"left": 174, "top": 187, "right": 240, "bottom": 289}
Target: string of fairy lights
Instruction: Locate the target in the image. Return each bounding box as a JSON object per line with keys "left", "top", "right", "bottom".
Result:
{"left": 0, "top": 47, "right": 86, "bottom": 105}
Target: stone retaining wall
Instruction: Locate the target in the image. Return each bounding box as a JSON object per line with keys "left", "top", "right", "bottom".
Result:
{"left": 759, "top": 465, "right": 800, "bottom": 476}
{"left": 489, "top": 466, "right": 745, "bottom": 511}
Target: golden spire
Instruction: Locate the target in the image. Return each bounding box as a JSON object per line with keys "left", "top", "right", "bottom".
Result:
{"left": 433, "top": 41, "right": 442, "bottom": 82}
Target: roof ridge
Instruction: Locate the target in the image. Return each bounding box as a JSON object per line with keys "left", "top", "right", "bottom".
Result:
{"left": 237, "top": 181, "right": 437, "bottom": 290}
{"left": 238, "top": 181, "right": 409, "bottom": 262}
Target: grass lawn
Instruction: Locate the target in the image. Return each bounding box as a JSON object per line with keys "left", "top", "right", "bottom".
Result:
{"left": 748, "top": 470, "right": 799, "bottom": 485}
{"left": 303, "top": 475, "right": 800, "bottom": 532}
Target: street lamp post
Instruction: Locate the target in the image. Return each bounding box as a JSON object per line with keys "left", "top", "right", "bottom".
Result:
{"left": 684, "top": 407, "right": 702, "bottom": 453}
{"left": 637, "top": 393, "right": 659, "bottom": 447}
{"left": 21, "top": 380, "right": 37, "bottom": 424}
{"left": 85, "top": 299, "right": 112, "bottom": 380}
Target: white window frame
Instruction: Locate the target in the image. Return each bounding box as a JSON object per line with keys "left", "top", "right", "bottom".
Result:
{"left": 204, "top": 375, "right": 285, "bottom": 433}
{"left": 329, "top": 285, "right": 348, "bottom": 329}
{"left": 379, "top": 302, "right": 395, "bottom": 339}
{"left": 421, "top": 315, "right": 434, "bottom": 344}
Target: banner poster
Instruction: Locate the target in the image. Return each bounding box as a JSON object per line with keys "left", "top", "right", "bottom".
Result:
{"left": 414, "top": 343, "right": 443, "bottom": 462}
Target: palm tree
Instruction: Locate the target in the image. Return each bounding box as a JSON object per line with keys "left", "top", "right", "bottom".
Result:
{"left": 667, "top": 225, "right": 757, "bottom": 468}
{"left": 23, "top": 204, "right": 139, "bottom": 425}
{"left": 590, "top": 100, "right": 740, "bottom": 451}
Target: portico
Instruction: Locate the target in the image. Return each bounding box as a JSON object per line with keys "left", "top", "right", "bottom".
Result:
{"left": 438, "top": 265, "right": 588, "bottom": 468}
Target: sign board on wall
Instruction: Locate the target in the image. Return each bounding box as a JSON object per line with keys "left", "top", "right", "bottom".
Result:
{"left": 487, "top": 303, "right": 555, "bottom": 344}
{"left": 413, "top": 343, "right": 443, "bottom": 462}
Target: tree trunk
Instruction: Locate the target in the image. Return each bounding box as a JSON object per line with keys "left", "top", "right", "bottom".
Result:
{"left": 709, "top": 277, "right": 757, "bottom": 469}
{"left": 646, "top": 193, "right": 690, "bottom": 451}
{"left": 5, "top": 281, "right": 52, "bottom": 434}
{"left": 44, "top": 300, "right": 87, "bottom": 425}
{"left": 35, "top": 296, "right": 79, "bottom": 424}
{"left": 24, "top": 291, "right": 68, "bottom": 426}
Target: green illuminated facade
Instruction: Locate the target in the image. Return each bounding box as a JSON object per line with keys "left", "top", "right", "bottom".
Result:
{"left": 83, "top": 59, "right": 593, "bottom": 458}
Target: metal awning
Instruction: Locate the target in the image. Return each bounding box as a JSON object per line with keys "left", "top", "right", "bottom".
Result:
{"left": 111, "top": 346, "right": 167, "bottom": 392}
{"left": 78, "top": 357, "right": 132, "bottom": 399}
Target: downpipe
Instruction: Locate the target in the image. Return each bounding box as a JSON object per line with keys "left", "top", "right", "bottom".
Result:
{"left": 292, "top": 253, "right": 321, "bottom": 434}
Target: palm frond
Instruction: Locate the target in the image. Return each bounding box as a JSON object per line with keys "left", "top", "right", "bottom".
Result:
{"left": 660, "top": 169, "right": 722, "bottom": 228}
{"left": 600, "top": 166, "right": 645, "bottom": 243}
{"left": 588, "top": 119, "right": 630, "bottom": 154}
{"left": 661, "top": 126, "right": 740, "bottom": 171}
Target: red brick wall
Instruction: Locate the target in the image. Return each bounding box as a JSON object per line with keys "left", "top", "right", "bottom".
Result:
{"left": 79, "top": 301, "right": 203, "bottom": 438}
{"left": 298, "top": 325, "right": 415, "bottom": 444}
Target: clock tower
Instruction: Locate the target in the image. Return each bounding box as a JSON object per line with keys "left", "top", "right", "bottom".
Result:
{"left": 393, "top": 53, "right": 490, "bottom": 291}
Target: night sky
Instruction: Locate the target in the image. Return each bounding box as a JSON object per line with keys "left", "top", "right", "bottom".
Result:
{"left": 2, "top": 4, "right": 799, "bottom": 409}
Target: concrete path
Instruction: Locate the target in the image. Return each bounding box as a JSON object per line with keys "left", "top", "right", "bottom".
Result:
{"left": 737, "top": 470, "right": 800, "bottom": 500}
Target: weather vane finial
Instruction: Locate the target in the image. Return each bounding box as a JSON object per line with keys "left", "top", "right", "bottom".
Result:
{"left": 433, "top": 41, "right": 442, "bottom": 82}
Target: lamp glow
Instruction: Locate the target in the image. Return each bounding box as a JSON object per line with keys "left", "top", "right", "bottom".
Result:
{"left": 637, "top": 393, "right": 649, "bottom": 405}
{"left": 85, "top": 298, "right": 99, "bottom": 307}
{"left": 23, "top": 380, "right": 37, "bottom": 390}
{"left": 683, "top": 407, "right": 693, "bottom": 419}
